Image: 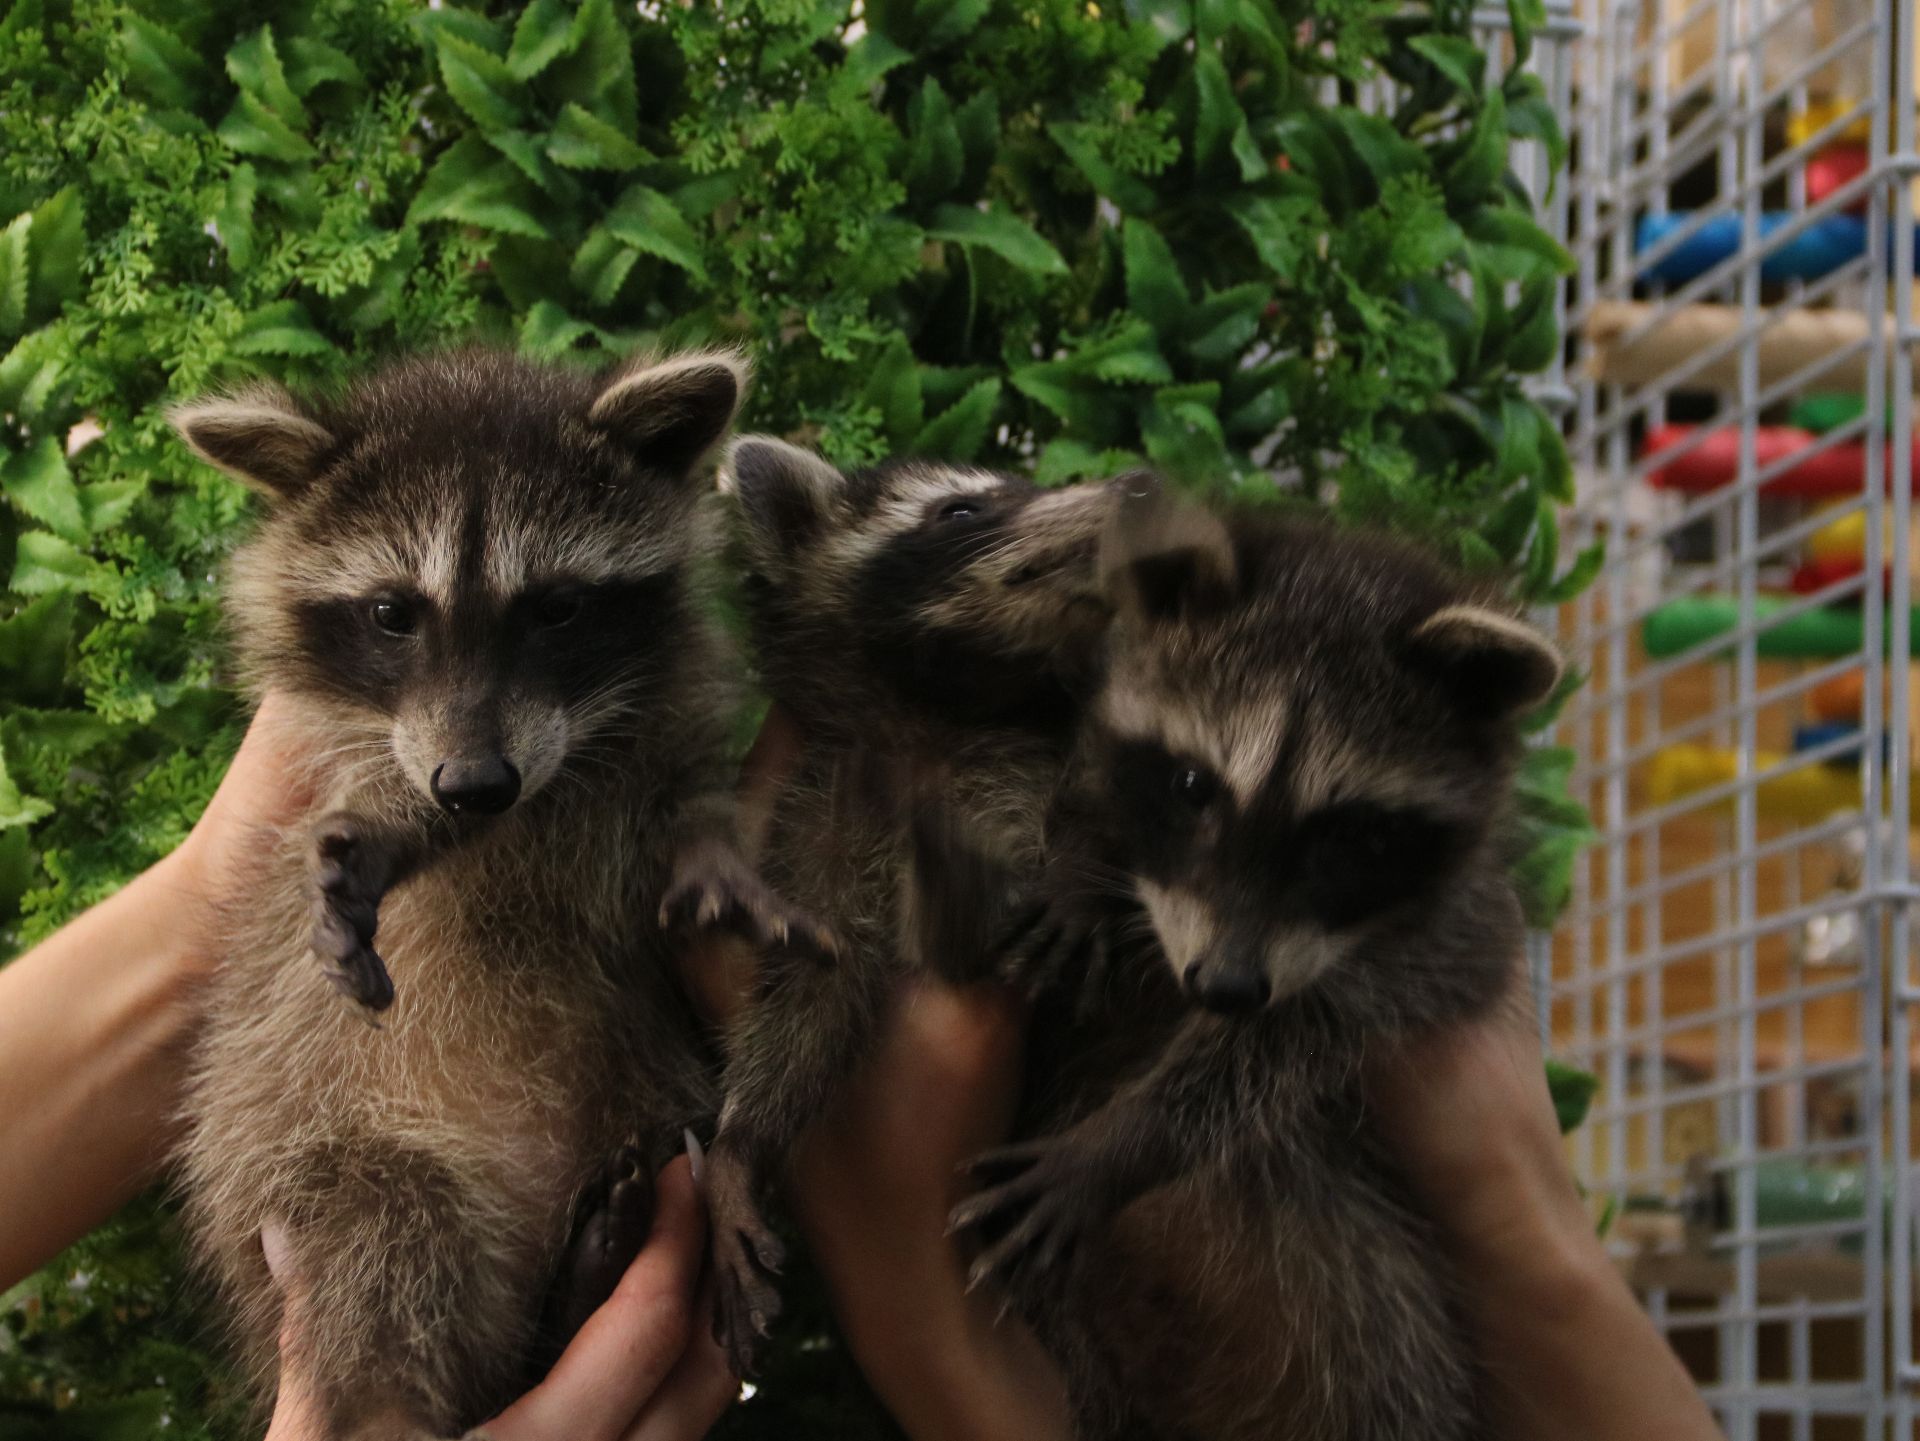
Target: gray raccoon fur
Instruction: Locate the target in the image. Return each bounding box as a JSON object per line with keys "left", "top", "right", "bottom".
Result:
{"left": 700, "top": 437, "right": 1125, "bottom": 1373}
{"left": 170, "top": 349, "right": 795, "bottom": 1440}
{"left": 953, "top": 485, "right": 1563, "bottom": 1441}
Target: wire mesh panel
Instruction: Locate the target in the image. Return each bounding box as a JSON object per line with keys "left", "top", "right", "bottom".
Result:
{"left": 1558, "top": 0, "right": 1916, "bottom": 1432}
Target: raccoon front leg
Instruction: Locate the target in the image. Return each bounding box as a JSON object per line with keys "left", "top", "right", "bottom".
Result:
{"left": 703, "top": 949, "right": 896, "bottom": 1375}
{"left": 951, "top": 1012, "right": 1249, "bottom": 1290}
{"left": 306, "top": 811, "right": 438, "bottom": 1012}
{"left": 659, "top": 792, "right": 837, "bottom": 960}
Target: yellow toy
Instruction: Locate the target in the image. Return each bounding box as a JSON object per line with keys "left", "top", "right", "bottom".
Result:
{"left": 1647, "top": 743, "right": 1919, "bottom": 824}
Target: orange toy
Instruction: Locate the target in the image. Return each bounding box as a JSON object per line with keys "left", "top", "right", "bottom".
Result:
{"left": 1811, "top": 671, "right": 1866, "bottom": 724}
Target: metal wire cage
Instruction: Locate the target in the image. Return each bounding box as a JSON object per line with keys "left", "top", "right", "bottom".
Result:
{"left": 1557, "top": 0, "right": 1919, "bottom": 1432}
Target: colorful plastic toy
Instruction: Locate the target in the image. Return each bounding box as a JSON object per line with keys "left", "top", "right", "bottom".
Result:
{"left": 1806, "top": 146, "right": 1870, "bottom": 211}
{"left": 1788, "top": 393, "right": 1870, "bottom": 434}
{"left": 1641, "top": 596, "right": 1920, "bottom": 660}
{"left": 1642, "top": 424, "right": 1920, "bottom": 498}
{"left": 1811, "top": 671, "right": 1866, "bottom": 724}
{"left": 1636, "top": 213, "right": 1872, "bottom": 285}
{"left": 1646, "top": 744, "right": 1867, "bottom": 823}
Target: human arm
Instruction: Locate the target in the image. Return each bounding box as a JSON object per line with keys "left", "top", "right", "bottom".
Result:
{"left": 1373, "top": 978, "right": 1724, "bottom": 1441}
{"left": 0, "top": 694, "right": 314, "bottom": 1290}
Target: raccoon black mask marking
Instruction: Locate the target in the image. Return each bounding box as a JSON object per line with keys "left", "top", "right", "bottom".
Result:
{"left": 953, "top": 483, "right": 1562, "bottom": 1441}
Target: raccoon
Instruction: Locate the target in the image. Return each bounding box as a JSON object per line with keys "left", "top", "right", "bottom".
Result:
{"left": 951, "top": 483, "right": 1562, "bottom": 1441}
{"left": 170, "top": 349, "right": 806, "bottom": 1440}
{"left": 699, "top": 437, "right": 1126, "bottom": 1373}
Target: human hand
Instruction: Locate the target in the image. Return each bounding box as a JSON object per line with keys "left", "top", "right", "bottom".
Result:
{"left": 1370, "top": 964, "right": 1723, "bottom": 1441}
{"left": 263, "top": 1157, "right": 736, "bottom": 1441}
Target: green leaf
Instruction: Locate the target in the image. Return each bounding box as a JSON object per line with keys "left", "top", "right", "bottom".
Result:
{"left": 519, "top": 300, "right": 597, "bottom": 358}
{"left": 1194, "top": 52, "right": 1258, "bottom": 180}
{"left": 214, "top": 165, "right": 257, "bottom": 272}
{"left": 119, "top": 15, "right": 210, "bottom": 112}
{"left": 25, "top": 188, "right": 82, "bottom": 318}
{"left": 603, "top": 184, "right": 708, "bottom": 280}
{"left": 1186, "top": 283, "right": 1267, "bottom": 363}
{"left": 0, "top": 592, "right": 73, "bottom": 704}
{"left": 905, "top": 79, "right": 964, "bottom": 207}
{"left": 1545, "top": 541, "right": 1605, "bottom": 603}
{"left": 409, "top": 135, "right": 550, "bottom": 239}
{"left": 284, "top": 37, "right": 363, "bottom": 97}
{"left": 1481, "top": 485, "right": 1540, "bottom": 562}
{"left": 927, "top": 203, "right": 1066, "bottom": 277}
{"left": 1464, "top": 206, "right": 1575, "bottom": 280}
{"left": 1408, "top": 34, "right": 1484, "bottom": 94}
{"left": 912, "top": 377, "right": 1001, "bottom": 460}
{"left": 922, "top": 0, "right": 990, "bottom": 49}
{"left": 861, "top": 336, "right": 925, "bottom": 445}
{"left": 1445, "top": 86, "right": 1507, "bottom": 200}
{"left": 231, "top": 300, "right": 333, "bottom": 358}
{"left": 1508, "top": 0, "right": 1548, "bottom": 64}
{"left": 546, "top": 0, "right": 637, "bottom": 133}
{"left": 1545, "top": 1059, "right": 1599, "bottom": 1134}
{"left": 508, "top": 0, "right": 578, "bottom": 79}
{"left": 1123, "top": 220, "right": 1189, "bottom": 337}
{"left": 9, "top": 529, "right": 101, "bottom": 595}
{"left": 0, "top": 737, "right": 52, "bottom": 833}
{"left": 0, "top": 327, "right": 64, "bottom": 419}
{"left": 547, "top": 103, "right": 650, "bottom": 171}
{"left": 1504, "top": 275, "right": 1560, "bottom": 373}
{"left": 437, "top": 31, "right": 529, "bottom": 134}
{"left": 1274, "top": 115, "right": 1353, "bottom": 214}
{"left": 1228, "top": 194, "right": 1317, "bottom": 277}
{"left": 1048, "top": 121, "right": 1157, "bottom": 213}
{"left": 3, "top": 437, "right": 84, "bottom": 542}
{"left": 1328, "top": 110, "right": 1424, "bottom": 190}
{"left": 844, "top": 31, "right": 914, "bottom": 88}
{"left": 79, "top": 479, "right": 143, "bottom": 534}
{"left": 0, "top": 212, "right": 28, "bottom": 337}
{"left": 569, "top": 227, "right": 639, "bottom": 305}
{"left": 226, "top": 27, "right": 305, "bottom": 126}
{"left": 216, "top": 92, "right": 315, "bottom": 164}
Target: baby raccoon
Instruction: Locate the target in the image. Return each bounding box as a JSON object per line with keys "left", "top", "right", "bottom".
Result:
{"left": 171, "top": 349, "right": 805, "bottom": 1440}
{"left": 699, "top": 437, "right": 1125, "bottom": 1373}
{"left": 952, "top": 484, "right": 1562, "bottom": 1441}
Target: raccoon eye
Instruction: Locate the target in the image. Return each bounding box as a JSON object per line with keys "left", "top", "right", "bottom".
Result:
{"left": 529, "top": 590, "right": 583, "bottom": 629}
{"left": 370, "top": 599, "right": 417, "bottom": 636}
{"left": 1171, "top": 766, "right": 1220, "bottom": 811}
{"left": 937, "top": 499, "right": 982, "bottom": 521}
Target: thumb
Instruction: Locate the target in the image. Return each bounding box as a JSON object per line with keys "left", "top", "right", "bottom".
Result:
{"left": 262, "top": 1221, "right": 327, "bottom": 1441}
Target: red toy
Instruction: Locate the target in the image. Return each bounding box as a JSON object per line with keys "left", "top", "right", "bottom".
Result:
{"left": 1644, "top": 423, "right": 1920, "bottom": 498}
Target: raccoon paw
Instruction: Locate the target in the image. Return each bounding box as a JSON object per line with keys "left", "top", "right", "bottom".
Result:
{"left": 308, "top": 813, "right": 398, "bottom": 1013}
{"left": 950, "top": 1136, "right": 1098, "bottom": 1291}
{"left": 542, "top": 1142, "right": 656, "bottom": 1351}
{"left": 702, "top": 1145, "right": 786, "bottom": 1377}
{"left": 998, "top": 898, "right": 1111, "bottom": 1019}
{"left": 660, "top": 841, "right": 838, "bottom": 963}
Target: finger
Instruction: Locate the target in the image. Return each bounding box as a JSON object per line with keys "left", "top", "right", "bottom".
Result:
{"left": 489, "top": 1158, "right": 708, "bottom": 1441}
{"left": 262, "top": 1221, "right": 328, "bottom": 1441}
{"left": 623, "top": 1281, "right": 740, "bottom": 1441}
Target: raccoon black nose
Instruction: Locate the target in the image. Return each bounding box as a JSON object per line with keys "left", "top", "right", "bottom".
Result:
{"left": 430, "top": 756, "right": 521, "bottom": 816}
{"left": 1184, "top": 964, "right": 1271, "bottom": 1015}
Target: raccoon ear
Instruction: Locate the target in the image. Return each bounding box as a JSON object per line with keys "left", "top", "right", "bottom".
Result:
{"left": 1407, "top": 605, "right": 1563, "bottom": 718}
{"left": 726, "top": 436, "right": 843, "bottom": 550}
{"left": 587, "top": 350, "right": 750, "bottom": 476}
{"left": 169, "top": 387, "right": 335, "bottom": 499}
{"left": 1099, "top": 474, "right": 1238, "bottom": 622}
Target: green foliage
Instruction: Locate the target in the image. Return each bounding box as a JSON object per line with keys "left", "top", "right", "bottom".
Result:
{"left": 0, "top": 0, "right": 1589, "bottom": 1434}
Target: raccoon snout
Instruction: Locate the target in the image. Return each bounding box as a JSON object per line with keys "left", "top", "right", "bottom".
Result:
{"left": 1182, "top": 961, "right": 1271, "bottom": 1015}
{"left": 429, "top": 754, "right": 522, "bottom": 817}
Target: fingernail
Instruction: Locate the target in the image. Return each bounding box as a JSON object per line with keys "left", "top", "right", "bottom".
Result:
{"left": 684, "top": 1128, "right": 707, "bottom": 1192}
{"left": 260, "top": 1220, "right": 292, "bottom": 1284}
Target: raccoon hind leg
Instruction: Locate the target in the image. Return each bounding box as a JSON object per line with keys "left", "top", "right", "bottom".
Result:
{"left": 269, "top": 1140, "right": 551, "bottom": 1440}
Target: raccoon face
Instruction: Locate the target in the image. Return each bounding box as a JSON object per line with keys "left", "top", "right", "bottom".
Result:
{"left": 175, "top": 349, "right": 747, "bottom": 816}
{"left": 1089, "top": 489, "right": 1561, "bottom": 1016}
{"left": 727, "top": 437, "right": 1124, "bottom": 729}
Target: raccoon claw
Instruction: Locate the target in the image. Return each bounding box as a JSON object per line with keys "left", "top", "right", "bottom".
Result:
{"left": 950, "top": 1137, "right": 1095, "bottom": 1291}
{"left": 703, "top": 1144, "right": 785, "bottom": 1377}
{"left": 661, "top": 843, "right": 838, "bottom": 963}
{"left": 308, "top": 814, "right": 398, "bottom": 1013}
{"left": 543, "top": 1143, "right": 655, "bottom": 1350}
{"left": 998, "top": 898, "right": 1110, "bottom": 1017}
